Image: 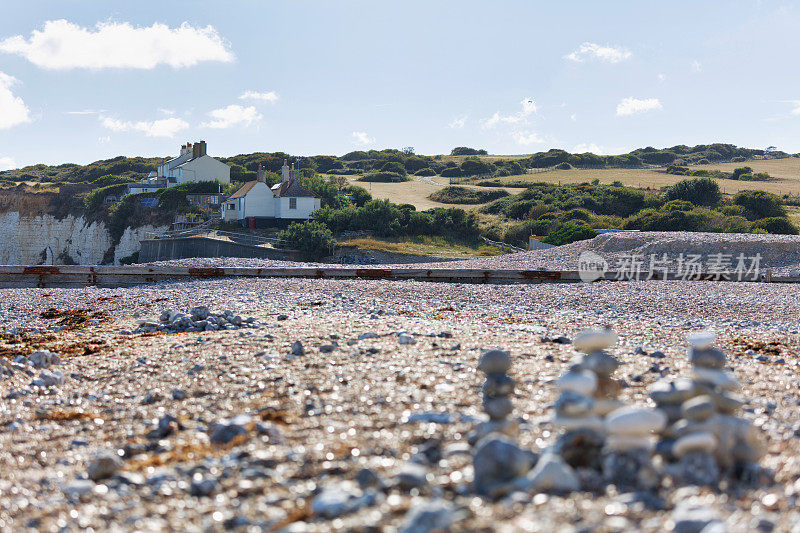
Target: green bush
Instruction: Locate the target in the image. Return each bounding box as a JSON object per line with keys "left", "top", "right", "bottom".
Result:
{"left": 357, "top": 171, "right": 409, "bottom": 183}
{"left": 623, "top": 208, "right": 705, "bottom": 232}
{"left": 555, "top": 162, "right": 574, "bottom": 170}
{"left": 379, "top": 161, "right": 407, "bottom": 175}
{"left": 562, "top": 208, "right": 592, "bottom": 221}
{"left": 277, "top": 221, "right": 336, "bottom": 259}
{"left": 664, "top": 200, "right": 694, "bottom": 211}
{"left": 731, "top": 167, "right": 753, "bottom": 179}
{"left": 314, "top": 199, "right": 479, "bottom": 240}
{"left": 664, "top": 178, "right": 721, "bottom": 206}
{"left": 542, "top": 223, "right": 597, "bottom": 246}
{"left": 460, "top": 158, "right": 493, "bottom": 176}
{"left": 84, "top": 183, "right": 130, "bottom": 212}
{"left": 752, "top": 217, "right": 798, "bottom": 235}
{"left": 504, "top": 219, "right": 559, "bottom": 246}
{"left": 597, "top": 187, "right": 648, "bottom": 217}
{"left": 414, "top": 168, "right": 436, "bottom": 176}
{"left": 91, "top": 174, "right": 136, "bottom": 188}
{"left": 733, "top": 190, "right": 786, "bottom": 220}
{"left": 342, "top": 186, "right": 371, "bottom": 207}
{"left": 450, "top": 147, "right": 488, "bottom": 156}
{"left": 440, "top": 167, "right": 462, "bottom": 178}
{"left": 717, "top": 204, "right": 745, "bottom": 217}
{"left": 428, "top": 186, "right": 509, "bottom": 204}
{"left": 107, "top": 192, "right": 157, "bottom": 242}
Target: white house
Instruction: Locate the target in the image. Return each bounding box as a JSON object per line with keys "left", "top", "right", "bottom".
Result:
{"left": 156, "top": 141, "right": 231, "bottom": 185}
{"left": 222, "top": 160, "right": 321, "bottom": 223}
{"left": 125, "top": 141, "right": 231, "bottom": 196}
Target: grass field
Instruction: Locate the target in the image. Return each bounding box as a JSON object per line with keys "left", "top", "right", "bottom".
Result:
{"left": 329, "top": 157, "right": 800, "bottom": 210}
{"left": 339, "top": 236, "right": 504, "bottom": 258}
{"left": 339, "top": 175, "right": 516, "bottom": 210}
{"left": 503, "top": 162, "right": 800, "bottom": 196}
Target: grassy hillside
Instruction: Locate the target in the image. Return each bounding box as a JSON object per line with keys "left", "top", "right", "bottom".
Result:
{"left": 2, "top": 144, "right": 797, "bottom": 256}
{"left": 476, "top": 162, "right": 800, "bottom": 196}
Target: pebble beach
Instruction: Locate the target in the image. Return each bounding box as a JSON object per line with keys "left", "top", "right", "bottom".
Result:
{"left": 1, "top": 270, "right": 799, "bottom": 531}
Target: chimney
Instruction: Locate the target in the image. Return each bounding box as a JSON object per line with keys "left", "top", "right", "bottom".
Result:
{"left": 281, "top": 159, "right": 289, "bottom": 183}
{"left": 257, "top": 163, "right": 266, "bottom": 183}
{"left": 192, "top": 142, "right": 200, "bottom": 158}
{"left": 198, "top": 140, "right": 207, "bottom": 157}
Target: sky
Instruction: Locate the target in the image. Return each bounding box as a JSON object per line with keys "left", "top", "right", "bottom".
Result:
{"left": 0, "top": 0, "right": 799, "bottom": 169}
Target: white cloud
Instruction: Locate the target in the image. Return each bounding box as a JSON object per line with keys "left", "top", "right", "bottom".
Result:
{"left": 448, "top": 115, "right": 467, "bottom": 128}
{"left": 98, "top": 136, "right": 111, "bottom": 144}
{"left": 565, "top": 42, "right": 632, "bottom": 63}
{"left": 0, "top": 20, "right": 234, "bottom": 70}
{"left": 0, "top": 156, "right": 16, "bottom": 171}
{"left": 201, "top": 104, "right": 262, "bottom": 129}
{"left": 616, "top": 97, "right": 662, "bottom": 116}
{"left": 692, "top": 60, "right": 702, "bottom": 72}
{"left": 513, "top": 131, "right": 545, "bottom": 146}
{"left": 100, "top": 115, "right": 189, "bottom": 137}
{"left": 65, "top": 109, "right": 106, "bottom": 115}
{"left": 0, "top": 72, "right": 31, "bottom": 130}
{"left": 483, "top": 98, "right": 537, "bottom": 129}
{"left": 352, "top": 131, "right": 374, "bottom": 146}
{"left": 573, "top": 143, "right": 604, "bottom": 154}
{"left": 657, "top": 73, "right": 666, "bottom": 82}
{"left": 790, "top": 101, "right": 800, "bottom": 115}
{"left": 239, "top": 90, "right": 278, "bottom": 103}
{"left": 570, "top": 113, "right": 577, "bottom": 122}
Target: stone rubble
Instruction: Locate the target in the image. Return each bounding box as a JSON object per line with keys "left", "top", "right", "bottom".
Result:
{"left": 133, "top": 306, "right": 259, "bottom": 334}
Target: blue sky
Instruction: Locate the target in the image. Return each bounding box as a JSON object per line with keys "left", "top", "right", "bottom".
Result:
{"left": 0, "top": 0, "right": 799, "bottom": 169}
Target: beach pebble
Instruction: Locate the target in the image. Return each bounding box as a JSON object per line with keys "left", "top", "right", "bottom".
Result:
{"left": 673, "top": 432, "right": 717, "bottom": 458}
{"left": 556, "top": 369, "right": 597, "bottom": 396}
{"left": 605, "top": 406, "right": 667, "bottom": 436}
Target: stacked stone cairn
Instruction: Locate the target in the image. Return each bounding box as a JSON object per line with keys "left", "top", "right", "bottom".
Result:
{"left": 470, "top": 331, "right": 766, "bottom": 498}
{"left": 470, "top": 348, "right": 536, "bottom": 497}
{"left": 649, "top": 331, "right": 765, "bottom": 485}
{"left": 551, "top": 328, "right": 666, "bottom": 489}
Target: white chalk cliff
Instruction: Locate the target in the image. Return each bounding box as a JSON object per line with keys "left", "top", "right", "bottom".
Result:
{"left": 0, "top": 211, "right": 168, "bottom": 265}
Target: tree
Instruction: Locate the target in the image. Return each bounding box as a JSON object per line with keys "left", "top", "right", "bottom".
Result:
{"left": 664, "top": 178, "right": 721, "bottom": 206}
{"left": 328, "top": 175, "right": 349, "bottom": 191}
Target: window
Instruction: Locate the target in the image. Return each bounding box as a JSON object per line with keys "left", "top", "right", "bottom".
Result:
{"left": 228, "top": 203, "right": 235, "bottom": 210}
{"left": 289, "top": 198, "right": 297, "bottom": 209}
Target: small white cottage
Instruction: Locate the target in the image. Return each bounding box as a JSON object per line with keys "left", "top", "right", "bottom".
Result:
{"left": 222, "top": 160, "right": 321, "bottom": 223}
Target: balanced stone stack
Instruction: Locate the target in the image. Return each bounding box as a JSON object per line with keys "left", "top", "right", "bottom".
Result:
{"left": 650, "top": 331, "right": 765, "bottom": 485}
{"left": 470, "top": 348, "right": 518, "bottom": 443}
{"left": 471, "top": 348, "right": 536, "bottom": 497}
{"left": 601, "top": 405, "right": 666, "bottom": 488}
{"left": 551, "top": 328, "right": 666, "bottom": 488}
{"left": 552, "top": 329, "right": 621, "bottom": 469}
